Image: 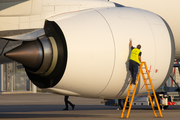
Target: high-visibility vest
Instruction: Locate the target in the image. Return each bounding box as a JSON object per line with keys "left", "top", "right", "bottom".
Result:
{"left": 130, "top": 48, "right": 141, "bottom": 65}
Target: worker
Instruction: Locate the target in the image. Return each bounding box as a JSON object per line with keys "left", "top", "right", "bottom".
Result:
{"left": 63, "top": 96, "right": 75, "bottom": 110}
{"left": 129, "top": 39, "right": 142, "bottom": 85}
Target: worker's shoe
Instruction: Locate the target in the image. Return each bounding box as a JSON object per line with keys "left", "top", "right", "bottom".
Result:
{"left": 72, "top": 105, "right": 75, "bottom": 110}
{"left": 63, "top": 108, "right": 68, "bottom": 110}
{"left": 132, "top": 82, "right": 136, "bottom": 85}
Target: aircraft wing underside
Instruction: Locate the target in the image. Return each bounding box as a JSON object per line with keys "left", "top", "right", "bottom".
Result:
{"left": 0, "top": 28, "right": 44, "bottom": 40}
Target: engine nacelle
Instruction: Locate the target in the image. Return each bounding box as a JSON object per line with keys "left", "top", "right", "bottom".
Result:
{"left": 46, "top": 7, "right": 174, "bottom": 98}
{"left": 6, "top": 7, "right": 175, "bottom": 99}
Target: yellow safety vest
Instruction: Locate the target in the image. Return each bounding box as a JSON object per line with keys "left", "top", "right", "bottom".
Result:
{"left": 130, "top": 48, "right": 141, "bottom": 65}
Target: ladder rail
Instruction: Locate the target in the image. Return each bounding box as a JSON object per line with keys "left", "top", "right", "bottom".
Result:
{"left": 144, "top": 62, "right": 163, "bottom": 117}
{"left": 141, "top": 62, "right": 157, "bottom": 117}
{"left": 120, "top": 79, "right": 133, "bottom": 118}
{"left": 125, "top": 62, "right": 143, "bottom": 118}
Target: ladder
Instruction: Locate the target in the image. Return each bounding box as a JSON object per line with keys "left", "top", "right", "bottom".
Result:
{"left": 121, "top": 62, "right": 163, "bottom": 118}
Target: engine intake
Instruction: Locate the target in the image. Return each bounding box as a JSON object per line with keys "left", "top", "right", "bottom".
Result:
{"left": 5, "top": 21, "right": 68, "bottom": 88}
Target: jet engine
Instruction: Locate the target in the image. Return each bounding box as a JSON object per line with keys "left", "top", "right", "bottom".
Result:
{"left": 5, "top": 7, "right": 175, "bottom": 98}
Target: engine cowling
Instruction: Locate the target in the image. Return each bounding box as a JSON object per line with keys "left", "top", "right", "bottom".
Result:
{"left": 5, "top": 7, "right": 175, "bottom": 99}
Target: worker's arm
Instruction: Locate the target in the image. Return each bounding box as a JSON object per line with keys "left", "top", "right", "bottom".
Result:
{"left": 139, "top": 56, "right": 141, "bottom": 63}
{"left": 130, "top": 39, "right": 132, "bottom": 47}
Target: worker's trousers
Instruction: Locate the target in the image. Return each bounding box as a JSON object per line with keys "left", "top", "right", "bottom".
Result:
{"left": 64, "top": 96, "right": 73, "bottom": 108}
{"left": 129, "top": 62, "right": 139, "bottom": 84}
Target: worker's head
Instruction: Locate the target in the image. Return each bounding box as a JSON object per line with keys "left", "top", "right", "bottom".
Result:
{"left": 137, "top": 44, "right": 141, "bottom": 49}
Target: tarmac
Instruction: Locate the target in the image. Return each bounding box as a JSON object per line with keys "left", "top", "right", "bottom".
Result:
{"left": 0, "top": 93, "right": 180, "bottom": 120}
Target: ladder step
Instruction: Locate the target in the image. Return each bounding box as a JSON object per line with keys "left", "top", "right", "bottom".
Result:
{"left": 148, "top": 89, "right": 153, "bottom": 92}
{"left": 142, "top": 73, "right": 148, "bottom": 74}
